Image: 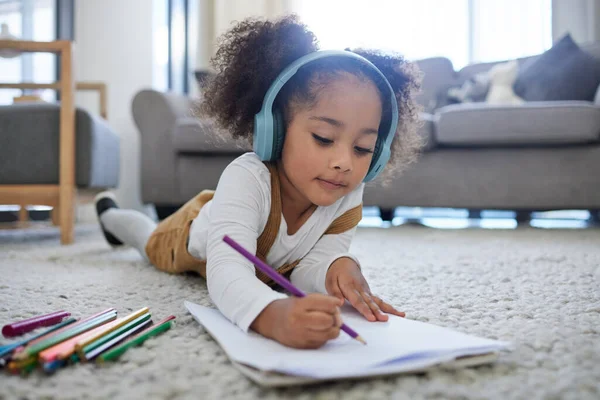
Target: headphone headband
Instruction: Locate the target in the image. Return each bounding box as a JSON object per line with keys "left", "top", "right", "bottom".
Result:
{"left": 253, "top": 50, "right": 398, "bottom": 182}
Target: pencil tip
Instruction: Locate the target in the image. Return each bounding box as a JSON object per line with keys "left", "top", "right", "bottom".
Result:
{"left": 356, "top": 336, "right": 367, "bottom": 345}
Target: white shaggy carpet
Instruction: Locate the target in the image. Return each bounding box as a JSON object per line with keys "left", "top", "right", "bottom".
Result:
{"left": 0, "top": 223, "right": 599, "bottom": 400}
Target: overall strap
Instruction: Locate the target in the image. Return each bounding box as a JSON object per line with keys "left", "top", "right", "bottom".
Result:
{"left": 256, "top": 162, "right": 281, "bottom": 263}
{"left": 323, "top": 203, "right": 363, "bottom": 236}
{"left": 254, "top": 162, "right": 363, "bottom": 287}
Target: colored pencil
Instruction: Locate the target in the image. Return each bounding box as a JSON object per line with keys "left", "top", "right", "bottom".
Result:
{"left": 78, "top": 312, "right": 152, "bottom": 360}
{"left": 96, "top": 315, "right": 175, "bottom": 363}
{"left": 15, "top": 309, "right": 117, "bottom": 360}
{"left": 222, "top": 235, "right": 367, "bottom": 345}
{"left": 0, "top": 317, "right": 76, "bottom": 359}
{"left": 38, "top": 312, "right": 122, "bottom": 363}
{"left": 75, "top": 307, "right": 149, "bottom": 355}
{"left": 83, "top": 318, "right": 152, "bottom": 361}
{"left": 42, "top": 359, "right": 65, "bottom": 374}
{"left": 2, "top": 310, "right": 71, "bottom": 338}
{"left": 22, "top": 308, "right": 115, "bottom": 349}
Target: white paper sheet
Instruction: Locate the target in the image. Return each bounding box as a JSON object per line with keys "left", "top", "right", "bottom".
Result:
{"left": 184, "top": 301, "right": 510, "bottom": 379}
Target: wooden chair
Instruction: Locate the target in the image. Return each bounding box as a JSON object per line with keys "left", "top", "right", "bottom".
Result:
{"left": 0, "top": 40, "right": 109, "bottom": 244}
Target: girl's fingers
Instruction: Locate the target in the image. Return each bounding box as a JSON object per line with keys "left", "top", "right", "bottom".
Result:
{"left": 305, "top": 325, "right": 341, "bottom": 344}
{"left": 361, "top": 292, "right": 388, "bottom": 321}
{"left": 327, "top": 277, "right": 345, "bottom": 304}
{"left": 304, "top": 311, "right": 338, "bottom": 331}
{"left": 341, "top": 285, "right": 375, "bottom": 321}
{"left": 303, "top": 293, "right": 343, "bottom": 314}
{"left": 373, "top": 296, "right": 406, "bottom": 318}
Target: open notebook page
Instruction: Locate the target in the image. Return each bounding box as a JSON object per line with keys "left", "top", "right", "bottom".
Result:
{"left": 185, "top": 301, "right": 510, "bottom": 379}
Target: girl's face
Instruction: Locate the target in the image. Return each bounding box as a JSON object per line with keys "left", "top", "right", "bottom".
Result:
{"left": 280, "top": 73, "right": 382, "bottom": 207}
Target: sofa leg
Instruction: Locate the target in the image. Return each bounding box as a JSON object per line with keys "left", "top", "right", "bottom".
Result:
{"left": 515, "top": 210, "right": 531, "bottom": 225}
{"left": 468, "top": 209, "right": 482, "bottom": 219}
{"left": 379, "top": 208, "right": 395, "bottom": 222}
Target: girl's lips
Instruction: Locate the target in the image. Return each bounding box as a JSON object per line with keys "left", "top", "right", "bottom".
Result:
{"left": 317, "top": 178, "right": 346, "bottom": 190}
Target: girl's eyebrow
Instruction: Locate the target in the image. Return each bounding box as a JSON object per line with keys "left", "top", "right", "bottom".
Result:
{"left": 308, "top": 116, "right": 378, "bottom": 135}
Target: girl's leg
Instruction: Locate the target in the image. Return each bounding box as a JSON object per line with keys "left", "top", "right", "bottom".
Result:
{"left": 94, "top": 192, "right": 156, "bottom": 261}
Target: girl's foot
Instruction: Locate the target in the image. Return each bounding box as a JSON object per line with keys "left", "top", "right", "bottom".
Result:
{"left": 94, "top": 191, "right": 124, "bottom": 247}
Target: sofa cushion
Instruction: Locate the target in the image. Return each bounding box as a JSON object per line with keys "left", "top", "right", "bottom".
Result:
{"left": 513, "top": 34, "right": 600, "bottom": 102}
{"left": 435, "top": 102, "right": 600, "bottom": 146}
{"left": 172, "top": 118, "right": 246, "bottom": 154}
{"left": 418, "top": 113, "right": 436, "bottom": 151}
{"left": 0, "top": 103, "right": 120, "bottom": 187}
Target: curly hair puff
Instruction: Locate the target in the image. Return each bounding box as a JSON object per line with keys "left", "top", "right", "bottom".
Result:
{"left": 199, "top": 14, "right": 424, "bottom": 185}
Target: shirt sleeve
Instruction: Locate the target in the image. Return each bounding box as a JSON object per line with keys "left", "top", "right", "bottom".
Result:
{"left": 289, "top": 227, "right": 361, "bottom": 295}
{"left": 203, "top": 161, "right": 288, "bottom": 333}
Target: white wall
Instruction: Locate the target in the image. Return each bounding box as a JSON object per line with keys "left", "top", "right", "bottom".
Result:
{"left": 553, "top": 0, "right": 600, "bottom": 43}
{"left": 75, "top": 0, "right": 155, "bottom": 215}
{"left": 196, "top": 0, "right": 293, "bottom": 69}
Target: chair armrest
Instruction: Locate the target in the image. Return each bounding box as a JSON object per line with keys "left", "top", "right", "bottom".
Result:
{"left": 132, "top": 89, "right": 194, "bottom": 204}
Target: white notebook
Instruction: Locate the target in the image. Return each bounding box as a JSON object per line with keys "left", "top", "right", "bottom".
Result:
{"left": 185, "top": 301, "right": 511, "bottom": 387}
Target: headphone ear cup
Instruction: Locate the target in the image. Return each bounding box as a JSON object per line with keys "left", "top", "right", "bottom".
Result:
{"left": 272, "top": 109, "right": 285, "bottom": 159}
{"left": 370, "top": 135, "right": 383, "bottom": 166}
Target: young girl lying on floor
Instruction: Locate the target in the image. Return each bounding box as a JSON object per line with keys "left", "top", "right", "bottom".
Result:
{"left": 95, "top": 15, "right": 422, "bottom": 349}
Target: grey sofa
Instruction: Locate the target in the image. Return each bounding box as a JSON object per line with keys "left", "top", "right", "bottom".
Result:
{"left": 133, "top": 43, "right": 600, "bottom": 220}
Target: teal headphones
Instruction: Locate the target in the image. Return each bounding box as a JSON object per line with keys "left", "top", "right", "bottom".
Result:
{"left": 253, "top": 49, "right": 399, "bottom": 182}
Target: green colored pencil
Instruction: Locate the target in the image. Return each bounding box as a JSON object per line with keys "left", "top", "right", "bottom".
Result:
{"left": 96, "top": 316, "right": 175, "bottom": 363}
{"left": 84, "top": 319, "right": 152, "bottom": 361}
{"left": 79, "top": 313, "right": 152, "bottom": 360}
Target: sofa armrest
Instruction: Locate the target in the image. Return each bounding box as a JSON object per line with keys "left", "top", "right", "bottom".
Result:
{"left": 132, "top": 89, "right": 194, "bottom": 204}
{"left": 595, "top": 83, "right": 600, "bottom": 106}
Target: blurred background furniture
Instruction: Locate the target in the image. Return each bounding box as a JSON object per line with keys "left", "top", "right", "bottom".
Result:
{"left": 133, "top": 42, "right": 600, "bottom": 222}
{"left": 0, "top": 39, "right": 120, "bottom": 244}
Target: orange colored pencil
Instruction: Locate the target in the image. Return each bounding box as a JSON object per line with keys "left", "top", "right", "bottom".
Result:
{"left": 39, "top": 318, "right": 121, "bottom": 363}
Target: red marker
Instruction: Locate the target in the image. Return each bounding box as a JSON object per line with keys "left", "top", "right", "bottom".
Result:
{"left": 2, "top": 310, "right": 71, "bottom": 338}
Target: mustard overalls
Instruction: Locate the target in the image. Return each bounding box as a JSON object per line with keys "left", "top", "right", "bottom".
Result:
{"left": 145, "top": 162, "right": 362, "bottom": 286}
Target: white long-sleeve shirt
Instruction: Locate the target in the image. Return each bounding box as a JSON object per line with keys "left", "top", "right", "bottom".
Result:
{"left": 187, "top": 152, "right": 363, "bottom": 333}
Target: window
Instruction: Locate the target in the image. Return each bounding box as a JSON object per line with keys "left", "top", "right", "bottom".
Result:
{"left": 153, "top": 0, "right": 195, "bottom": 94}
{"left": 0, "top": 0, "right": 57, "bottom": 105}
{"left": 294, "top": 0, "right": 552, "bottom": 70}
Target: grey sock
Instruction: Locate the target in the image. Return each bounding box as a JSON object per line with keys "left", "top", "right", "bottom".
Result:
{"left": 100, "top": 208, "right": 157, "bottom": 261}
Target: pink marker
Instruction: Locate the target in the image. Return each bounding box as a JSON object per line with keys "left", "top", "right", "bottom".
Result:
{"left": 2, "top": 310, "right": 71, "bottom": 338}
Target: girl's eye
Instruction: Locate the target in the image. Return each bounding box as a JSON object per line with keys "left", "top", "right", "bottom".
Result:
{"left": 355, "top": 146, "right": 374, "bottom": 155}
{"left": 313, "top": 133, "right": 374, "bottom": 155}
{"left": 312, "top": 133, "right": 333, "bottom": 145}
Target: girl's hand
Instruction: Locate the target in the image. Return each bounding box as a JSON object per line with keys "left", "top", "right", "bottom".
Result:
{"left": 325, "top": 257, "right": 405, "bottom": 322}
{"left": 251, "top": 294, "right": 343, "bottom": 349}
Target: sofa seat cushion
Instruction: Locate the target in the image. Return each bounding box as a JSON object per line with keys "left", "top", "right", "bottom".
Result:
{"left": 172, "top": 118, "right": 245, "bottom": 154}
{"left": 434, "top": 102, "right": 600, "bottom": 146}
{"left": 0, "top": 103, "right": 120, "bottom": 187}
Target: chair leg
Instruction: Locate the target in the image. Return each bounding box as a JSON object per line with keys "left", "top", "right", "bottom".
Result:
{"left": 59, "top": 187, "right": 75, "bottom": 244}
{"left": 51, "top": 207, "right": 60, "bottom": 226}
{"left": 18, "top": 204, "right": 28, "bottom": 224}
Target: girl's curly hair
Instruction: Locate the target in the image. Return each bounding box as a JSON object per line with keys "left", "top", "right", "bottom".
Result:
{"left": 199, "top": 14, "right": 423, "bottom": 184}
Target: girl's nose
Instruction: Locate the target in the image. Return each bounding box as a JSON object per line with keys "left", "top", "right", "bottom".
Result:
{"left": 331, "top": 147, "right": 353, "bottom": 172}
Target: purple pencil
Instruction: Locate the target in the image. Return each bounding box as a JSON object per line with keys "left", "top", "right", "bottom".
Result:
{"left": 2, "top": 310, "right": 71, "bottom": 338}
{"left": 222, "top": 235, "right": 367, "bottom": 345}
